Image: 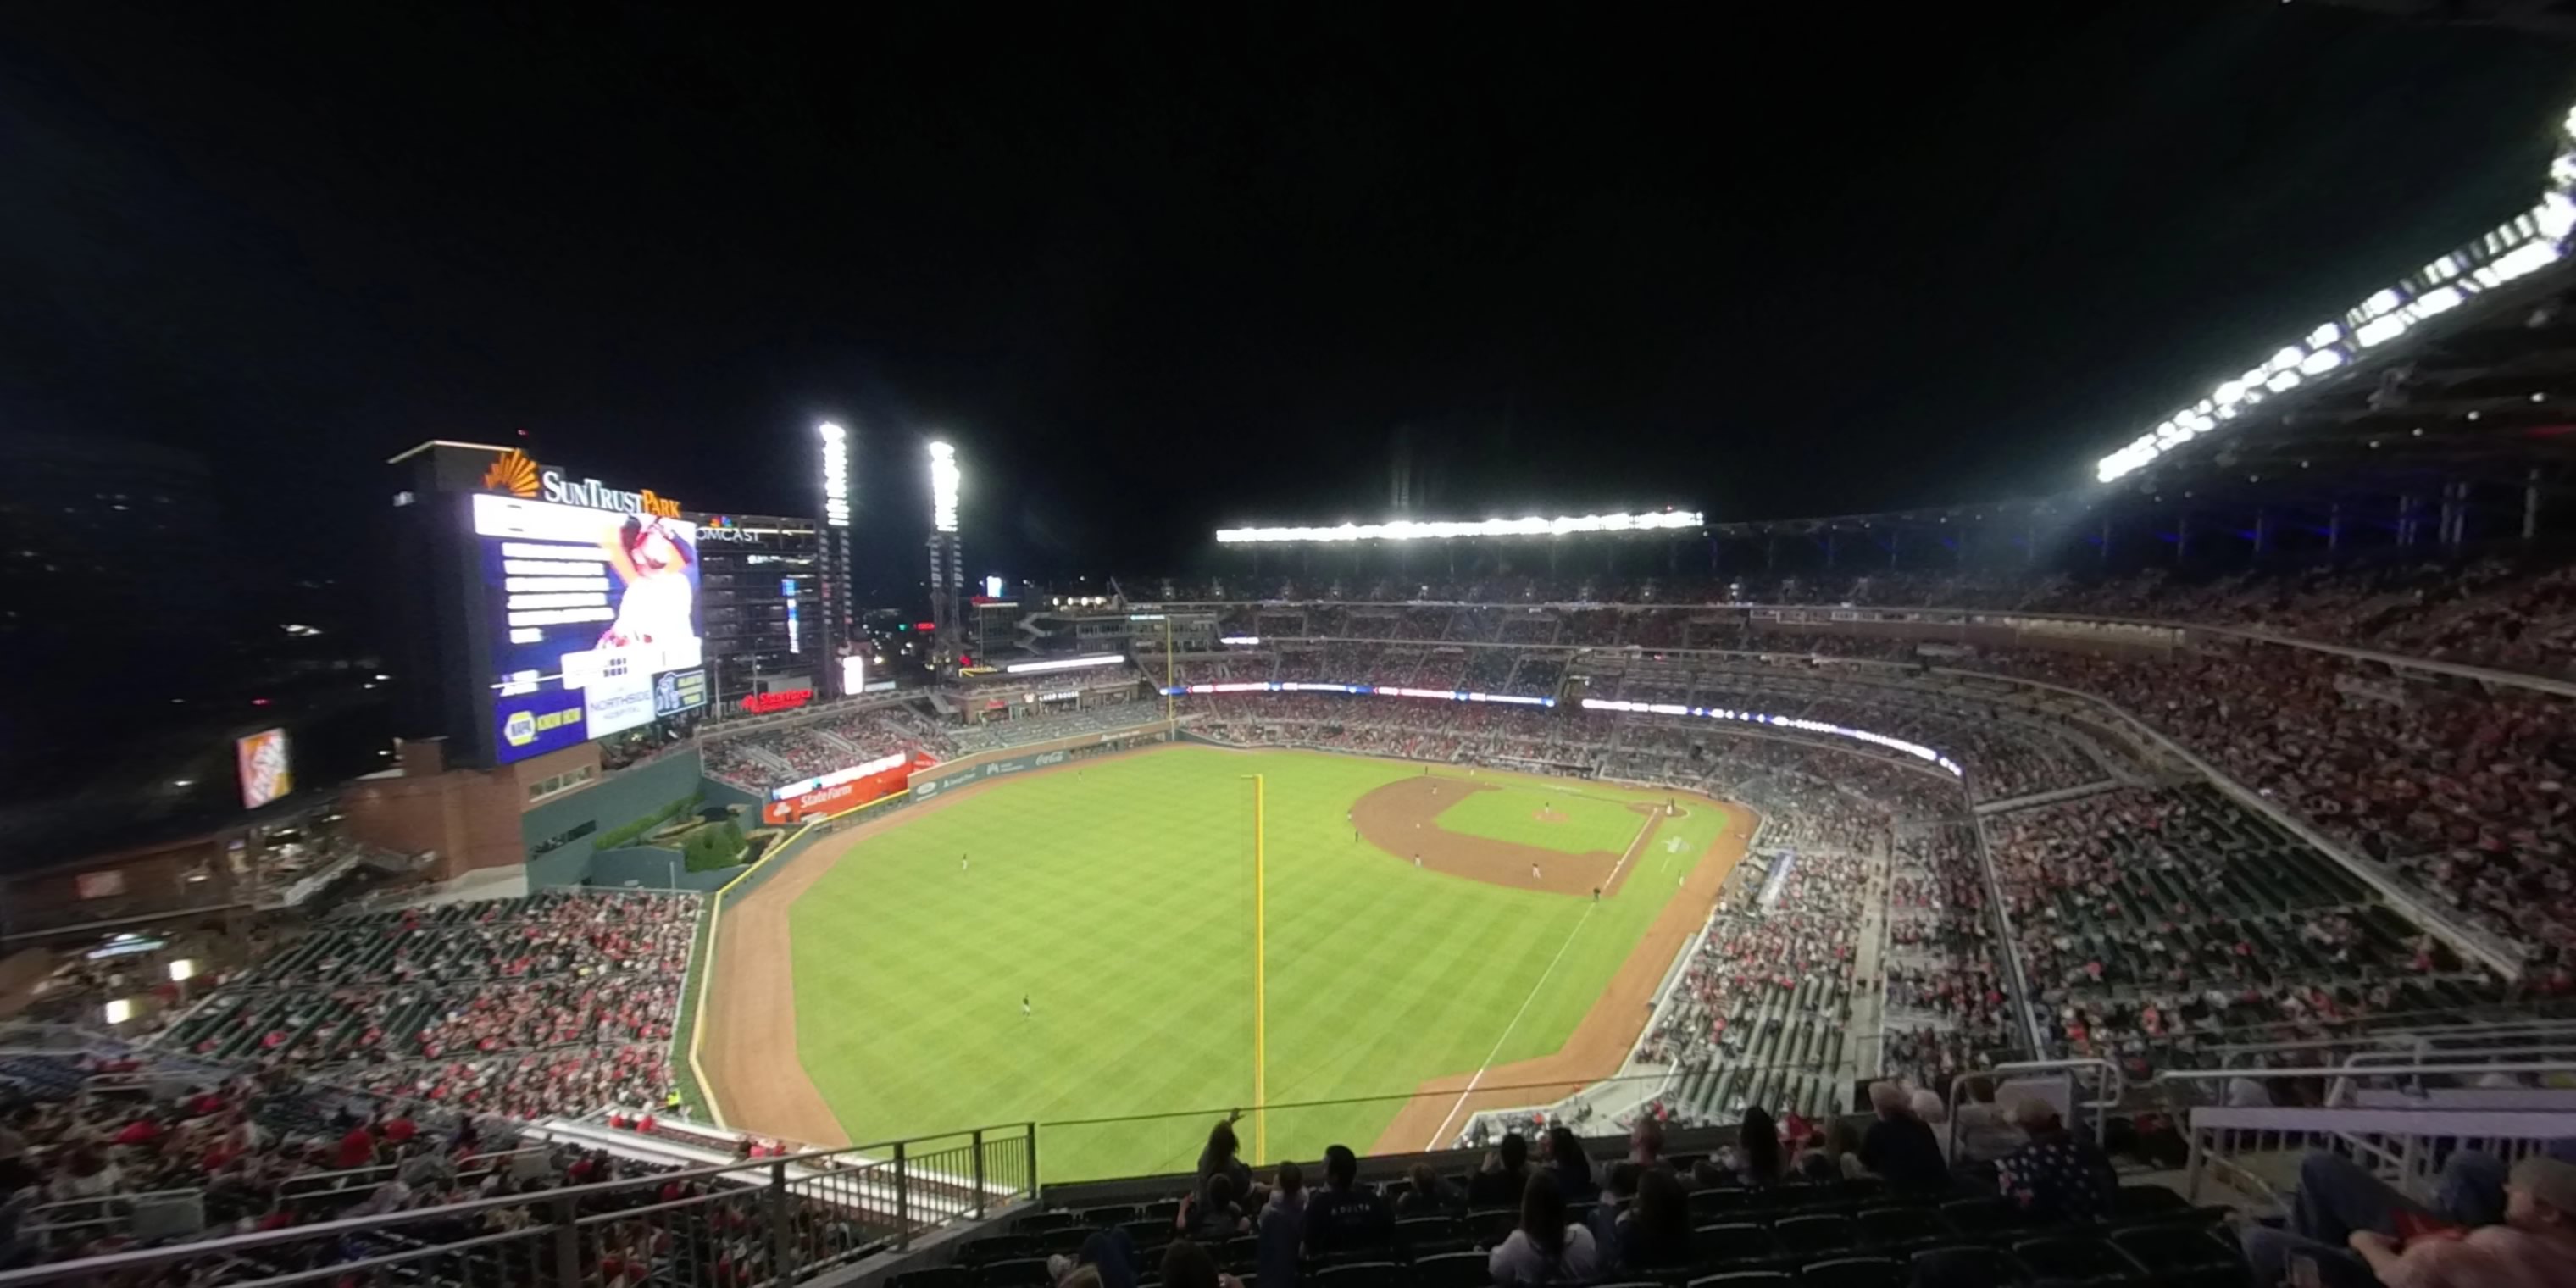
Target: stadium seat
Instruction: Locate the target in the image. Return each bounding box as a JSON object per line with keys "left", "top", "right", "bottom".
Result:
{"left": 1796, "top": 1257, "right": 1902, "bottom": 1288}
{"left": 962, "top": 1235, "right": 1041, "bottom": 1264}
{"left": 2110, "top": 1185, "right": 2190, "bottom": 1222}
{"left": 1082, "top": 1204, "right": 1141, "bottom": 1227}
{"left": 1770, "top": 1213, "right": 1852, "bottom": 1257}
{"left": 1313, "top": 1260, "right": 1403, "bottom": 1288}
{"left": 1935, "top": 1196, "right": 2039, "bottom": 1238}
{"left": 1042, "top": 1228, "right": 1094, "bottom": 1256}
{"left": 1688, "top": 1187, "right": 1750, "bottom": 1218}
{"left": 1394, "top": 1216, "right": 1471, "bottom": 1258}
{"left": 1413, "top": 1250, "right": 1491, "bottom": 1288}
{"left": 1907, "top": 1246, "right": 2029, "bottom": 1286}
{"left": 1685, "top": 1273, "right": 1792, "bottom": 1288}
{"left": 1691, "top": 1221, "right": 1776, "bottom": 1264}
{"left": 1468, "top": 1208, "right": 1520, "bottom": 1246}
{"left": 1852, "top": 1206, "right": 1943, "bottom": 1250}
{"left": 1018, "top": 1211, "right": 1080, "bottom": 1233}
{"left": 2009, "top": 1235, "right": 2144, "bottom": 1285}
{"left": 979, "top": 1257, "right": 1054, "bottom": 1288}
{"left": 891, "top": 1268, "right": 969, "bottom": 1288}
{"left": 2106, "top": 1225, "right": 2244, "bottom": 1288}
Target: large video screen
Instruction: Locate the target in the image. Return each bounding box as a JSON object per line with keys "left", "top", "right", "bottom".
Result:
{"left": 471, "top": 493, "right": 708, "bottom": 763}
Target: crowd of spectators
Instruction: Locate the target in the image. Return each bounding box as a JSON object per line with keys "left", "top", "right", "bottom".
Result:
{"left": 1983, "top": 786, "right": 2511, "bottom": 1076}
{"left": 701, "top": 701, "right": 955, "bottom": 794}
{"left": 1634, "top": 849, "right": 1871, "bottom": 1124}
{"left": 161, "top": 891, "right": 698, "bottom": 1121}
{"left": 1880, "top": 825, "right": 2020, "bottom": 1091}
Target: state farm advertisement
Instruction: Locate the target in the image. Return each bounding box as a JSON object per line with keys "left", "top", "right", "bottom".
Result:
{"left": 762, "top": 752, "right": 932, "bottom": 824}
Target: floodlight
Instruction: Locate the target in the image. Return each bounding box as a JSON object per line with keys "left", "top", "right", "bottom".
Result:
{"left": 927, "top": 441, "right": 960, "bottom": 533}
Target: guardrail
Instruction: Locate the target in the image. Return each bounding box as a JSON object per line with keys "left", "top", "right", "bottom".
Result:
{"left": 0, "top": 1124, "right": 1035, "bottom": 1288}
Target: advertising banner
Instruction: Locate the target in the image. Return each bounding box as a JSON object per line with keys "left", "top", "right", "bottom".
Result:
{"left": 234, "top": 728, "right": 293, "bottom": 809}
{"left": 495, "top": 687, "right": 590, "bottom": 761}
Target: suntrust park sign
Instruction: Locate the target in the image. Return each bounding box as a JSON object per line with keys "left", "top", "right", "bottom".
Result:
{"left": 480, "top": 448, "right": 682, "bottom": 519}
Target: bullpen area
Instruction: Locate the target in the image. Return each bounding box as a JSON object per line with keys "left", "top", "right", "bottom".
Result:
{"left": 695, "top": 743, "right": 1750, "bottom": 1180}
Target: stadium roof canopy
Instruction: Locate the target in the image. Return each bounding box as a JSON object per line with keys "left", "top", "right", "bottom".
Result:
{"left": 2101, "top": 259, "right": 2576, "bottom": 503}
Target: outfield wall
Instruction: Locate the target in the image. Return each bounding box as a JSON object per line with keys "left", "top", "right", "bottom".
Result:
{"left": 522, "top": 750, "right": 707, "bottom": 886}
{"left": 907, "top": 720, "right": 1179, "bottom": 800}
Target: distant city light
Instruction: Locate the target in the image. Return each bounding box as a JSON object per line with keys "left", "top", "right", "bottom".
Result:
{"left": 1215, "top": 510, "right": 1703, "bottom": 544}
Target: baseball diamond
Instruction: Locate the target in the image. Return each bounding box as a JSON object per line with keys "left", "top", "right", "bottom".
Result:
{"left": 695, "top": 743, "right": 1749, "bottom": 1180}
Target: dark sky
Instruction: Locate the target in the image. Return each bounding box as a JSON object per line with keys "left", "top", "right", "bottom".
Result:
{"left": 3, "top": 3, "right": 2570, "bottom": 598}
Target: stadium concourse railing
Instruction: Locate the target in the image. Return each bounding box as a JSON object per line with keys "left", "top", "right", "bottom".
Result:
{"left": 0, "top": 1124, "right": 1036, "bottom": 1288}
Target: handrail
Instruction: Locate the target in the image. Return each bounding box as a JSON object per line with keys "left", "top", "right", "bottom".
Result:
{"left": 2215, "top": 1019, "right": 2576, "bottom": 1067}
{"left": 1951, "top": 1058, "right": 2124, "bottom": 1150}
{"left": 2154, "top": 1061, "right": 2576, "bottom": 1090}
{"left": 0, "top": 1122, "right": 1036, "bottom": 1288}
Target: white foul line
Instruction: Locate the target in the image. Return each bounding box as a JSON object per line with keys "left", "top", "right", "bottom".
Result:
{"left": 1423, "top": 902, "right": 1596, "bottom": 1151}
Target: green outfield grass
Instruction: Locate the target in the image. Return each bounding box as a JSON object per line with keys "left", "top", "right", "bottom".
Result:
{"left": 1432, "top": 780, "right": 1649, "bottom": 856}
{"left": 783, "top": 745, "right": 1734, "bottom": 1181}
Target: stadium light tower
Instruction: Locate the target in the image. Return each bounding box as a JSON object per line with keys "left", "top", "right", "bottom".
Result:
{"left": 818, "top": 422, "right": 857, "bottom": 692}
{"left": 925, "top": 441, "right": 965, "bottom": 663}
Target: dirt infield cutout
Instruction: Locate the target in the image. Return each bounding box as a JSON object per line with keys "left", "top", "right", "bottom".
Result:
{"left": 1351, "top": 776, "right": 1666, "bottom": 897}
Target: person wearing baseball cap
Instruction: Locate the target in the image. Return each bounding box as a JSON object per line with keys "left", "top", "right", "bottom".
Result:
{"left": 2333, "top": 1153, "right": 2576, "bottom": 1288}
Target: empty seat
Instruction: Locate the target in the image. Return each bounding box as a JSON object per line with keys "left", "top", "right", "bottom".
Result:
{"left": 1468, "top": 1208, "right": 1521, "bottom": 1246}
{"left": 1017, "top": 1211, "right": 1080, "bottom": 1233}
{"left": 2107, "top": 1225, "right": 2243, "bottom": 1288}
{"left": 1686, "top": 1274, "right": 1793, "bottom": 1288}
{"left": 980, "top": 1258, "right": 1054, "bottom": 1288}
{"left": 1083, "top": 1205, "right": 1142, "bottom": 1227}
{"left": 1796, "top": 1257, "right": 1901, "bottom": 1288}
{"left": 1042, "top": 1228, "right": 1095, "bottom": 1256}
{"left": 2011, "top": 1235, "right": 2142, "bottom": 1285}
{"left": 891, "top": 1269, "right": 969, "bottom": 1288}
{"left": 1693, "top": 1222, "right": 1777, "bottom": 1264}
{"left": 1772, "top": 1214, "right": 1853, "bottom": 1257}
{"left": 963, "top": 1235, "right": 1042, "bottom": 1264}
{"left": 1313, "top": 1261, "right": 1402, "bottom": 1288}
{"left": 1852, "top": 1207, "right": 1943, "bottom": 1249}
{"left": 1937, "top": 1197, "right": 2040, "bottom": 1237}
{"left": 1689, "top": 1187, "right": 1751, "bottom": 1218}
{"left": 1908, "top": 1246, "right": 2029, "bottom": 1286}
{"left": 1413, "top": 1251, "right": 1490, "bottom": 1288}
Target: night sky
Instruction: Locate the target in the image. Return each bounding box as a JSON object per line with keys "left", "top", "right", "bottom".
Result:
{"left": 3, "top": 3, "right": 2571, "bottom": 598}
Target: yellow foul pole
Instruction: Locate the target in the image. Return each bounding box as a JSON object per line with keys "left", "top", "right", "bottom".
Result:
{"left": 1248, "top": 773, "right": 1268, "bottom": 1163}
{"left": 1163, "top": 615, "right": 1174, "bottom": 722}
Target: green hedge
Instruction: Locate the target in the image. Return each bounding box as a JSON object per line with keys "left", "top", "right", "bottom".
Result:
{"left": 682, "top": 819, "right": 748, "bottom": 872}
{"left": 595, "top": 792, "right": 702, "bottom": 852}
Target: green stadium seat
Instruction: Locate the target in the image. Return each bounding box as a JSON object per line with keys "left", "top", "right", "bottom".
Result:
{"left": 891, "top": 1268, "right": 970, "bottom": 1288}
{"left": 1691, "top": 1222, "right": 1776, "bottom": 1264}
{"left": 1907, "top": 1246, "right": 2029, "bottom": 1285}
{"left": 979, "top": 1257, "right": 1054, "bottom": 1288}
{"left": 2105, "top": 1225, "right": 2244, "bottom": 1288}
{"left": 1771, "top": 1214, "right": 1852, "bottom": 1257}
{"left": 1413, "top": 1250, "right": 1491, "bottom": 1288}
{"left": 1018, "top": 1211, "right": 1080, "bottom": 1233}
{"left": 1796, "top": 1257, "right": 1902, "bottom": 1288}
{"left": 1313, "top": 1260, "right": 1402, "bottom": 1288}
{"left": 1685, "top": 1273, "right": 1792, "bottom": 1288}
{"left": 1082, "top": 1205, "right": 1141, "bottom": 1227}
{"left": 2009, "top": 1235, "right": 2145, "bottom": 1285}
{"left": 1852, "top": 1206, "right": 1942, "bottom": 1250}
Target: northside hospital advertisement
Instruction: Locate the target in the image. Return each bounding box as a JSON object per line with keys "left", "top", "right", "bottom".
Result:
{"left": 472, "top": 492, "right": 708, "bottom": 763}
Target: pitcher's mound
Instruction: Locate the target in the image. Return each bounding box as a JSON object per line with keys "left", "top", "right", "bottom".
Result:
{"left": 1533, "top": 808, "right": 1570, "bottom": 824}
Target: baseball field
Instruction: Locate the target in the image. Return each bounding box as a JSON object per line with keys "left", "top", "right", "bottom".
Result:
{"left": 696, "top": 743, "right": 1748, "bottom": 1182}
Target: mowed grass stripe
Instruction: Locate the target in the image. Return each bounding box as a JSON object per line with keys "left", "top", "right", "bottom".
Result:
{"left": 786, "top": 747, "right": 1706, "bottom": 1180}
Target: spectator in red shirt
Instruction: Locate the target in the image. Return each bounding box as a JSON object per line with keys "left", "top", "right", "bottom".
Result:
{"left": 334, "top": 1124, "right": 375, "bottom": 1170}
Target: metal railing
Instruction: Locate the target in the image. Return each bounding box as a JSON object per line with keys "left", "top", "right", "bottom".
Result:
{"left": 2152, "top": 1060, "right": 2576, "bottom": 1208}
{"left": 0, "top": 1123, "right": 1035, "bottom": 1288}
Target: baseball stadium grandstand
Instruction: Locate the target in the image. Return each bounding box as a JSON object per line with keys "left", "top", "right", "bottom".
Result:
{"left": 15, "top": 47, "right": 2576, "bottom": 1288}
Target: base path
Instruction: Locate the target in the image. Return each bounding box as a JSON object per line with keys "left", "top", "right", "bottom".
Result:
{"left": 1370, "top": 793, "right": 1751, "bottom": 1154}
{"left": 1351, "top": 777, "right": 1666, "bottom": 897}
